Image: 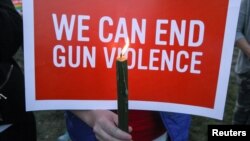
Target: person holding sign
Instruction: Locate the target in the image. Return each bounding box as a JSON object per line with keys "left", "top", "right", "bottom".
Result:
{"left": 66, "top": 110, "right": 190, "bottom": 141}
{"left": 0, "top": 0, "right": 36, "bottom": 140}
{"left": 233, "top": 0, "right": 250, "bottom": 125}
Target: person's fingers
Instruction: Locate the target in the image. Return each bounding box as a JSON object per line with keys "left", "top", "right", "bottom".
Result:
{"left": 103, "top": 121, "right": 132, "bottom": 140}
{"left": 91, "top": 110, "right": 132, "bottom": 141}
{"left": 95, "top": 128, "right": 114, "bottom": 141}
{"left": 95, "top": 126, "right": 130, "bottom": 141}
{"left": 129, "top": 126, "right": 133, "bottom": 133}
{"left": 111, "top": 112, "right": 133, "bottom": 138}
{"left": 112, "top": 113, "right": 119, "bottom": 126}
{"left": 111, "top": 112, "right": 133, "bottom": 135}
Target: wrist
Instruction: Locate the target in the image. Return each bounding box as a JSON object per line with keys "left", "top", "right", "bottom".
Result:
{"left": 70, "top": 110, "right": 95, "bottom": 127}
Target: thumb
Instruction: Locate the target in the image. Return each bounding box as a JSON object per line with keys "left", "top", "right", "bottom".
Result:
{"left": 112, "top": 112, "right": 133, "bottom": 133}
{"left": 111, "top": 112, "right": 119, "bottom": 126}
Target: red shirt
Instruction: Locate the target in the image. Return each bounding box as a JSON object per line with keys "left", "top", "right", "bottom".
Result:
{"left": 129, "top": 110, "right": 166, "bottom": 141}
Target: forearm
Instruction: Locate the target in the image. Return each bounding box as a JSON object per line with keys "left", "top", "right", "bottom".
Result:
{"left": 70, "top": 110, "right": 95, "bottom": 127}
{"left": 236, "top": 38, "right": 250, "bottom": 57}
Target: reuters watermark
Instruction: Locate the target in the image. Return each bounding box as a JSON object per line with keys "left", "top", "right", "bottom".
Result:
{"left": 208, "top": 125, "right": 250, "bottom": 140}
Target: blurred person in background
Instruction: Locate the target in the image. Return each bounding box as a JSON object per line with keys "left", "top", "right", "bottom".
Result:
{"left": 233, "top": 0, "right": 250, "bottom": 125}
{"left": 0, "top": 0, "right": 37, "bottom": 140}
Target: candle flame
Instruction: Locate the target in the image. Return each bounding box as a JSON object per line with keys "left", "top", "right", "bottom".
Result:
{"left": 121, "top": 38, "right": 130, "bottom": 56}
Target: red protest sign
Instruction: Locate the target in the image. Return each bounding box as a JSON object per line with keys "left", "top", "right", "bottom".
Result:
{"left": 24, "top": 0, "right": 240, "bottom": 119}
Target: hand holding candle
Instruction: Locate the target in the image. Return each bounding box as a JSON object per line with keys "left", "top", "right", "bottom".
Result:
{"left": 116, "top": 38, "right": 129, "bottom": 132}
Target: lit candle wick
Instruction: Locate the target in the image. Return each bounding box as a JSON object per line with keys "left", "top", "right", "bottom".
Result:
{"left": 121, "top": 37, "right": 130, "bottom": 57}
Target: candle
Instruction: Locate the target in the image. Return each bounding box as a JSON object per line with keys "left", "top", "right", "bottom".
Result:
{"left": 116, "top": 38, "right": 129, "bottom": 132}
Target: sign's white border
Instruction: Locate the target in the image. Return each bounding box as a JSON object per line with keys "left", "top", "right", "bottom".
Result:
{"left": 23, "top": 0, "right": 240, "bottom": 120}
